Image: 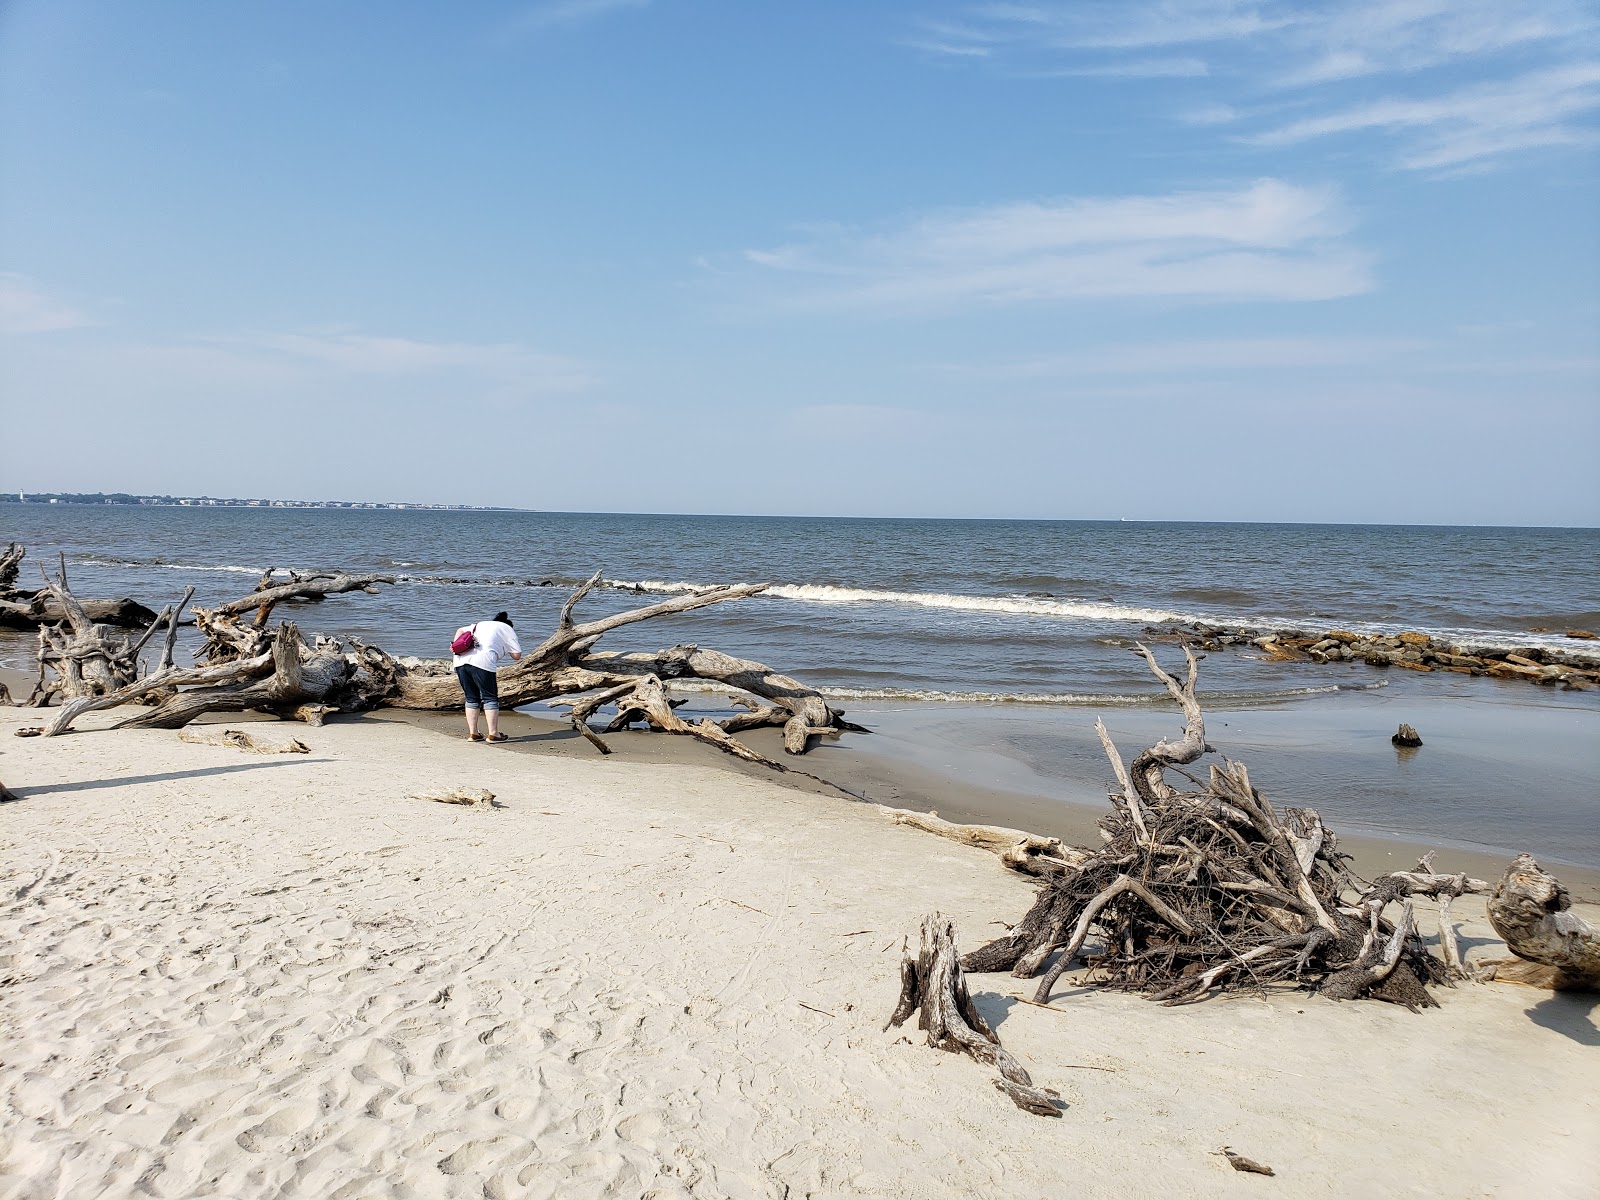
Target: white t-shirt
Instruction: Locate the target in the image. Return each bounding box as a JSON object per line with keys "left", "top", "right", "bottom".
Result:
{"left": 452, "top": 620, "right": 522, "bottom": 672}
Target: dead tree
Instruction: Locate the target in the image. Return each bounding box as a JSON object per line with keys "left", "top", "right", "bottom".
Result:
{"left": 1484, "top": 854, "right": 1600, "bottom": 991}
{"left": 887, "top": 913, "right": 1062, "bottom": 1116}
{"left": 944, "top": 646, "right": 1476, "bottom": 1010}
{"left": 0, "top": 543, "right": 159, "bottom": 631}
{"left": 25, "top": 555, "right": 190, "bottom": 709}
{"left": 38, "top": 566, "right": 862, "bottom": 758}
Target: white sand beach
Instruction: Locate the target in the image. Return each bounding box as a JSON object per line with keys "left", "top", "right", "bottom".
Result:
{"left": 2, "top": 707, "right": 1597, "bottom": 1199}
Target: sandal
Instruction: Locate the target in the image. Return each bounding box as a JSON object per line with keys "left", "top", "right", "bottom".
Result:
{"left": 487, "top": 733, "right": 509, "bottom": 742}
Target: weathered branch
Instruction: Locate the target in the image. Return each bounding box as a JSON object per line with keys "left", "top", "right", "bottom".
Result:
{"left": 1127, "top": 644, "right": 1205, "bottom": 805}
{"left": 45, "top": 651, "right": 277, "bottom": 735}
{"left": 878, "top": 807, "right": 1092, "bottom": 878}
{"left": 0, "top": 542, "right": 23, "bottom": 593}
{"left": 213, "top": 570, "right": 397, "bottom": 627}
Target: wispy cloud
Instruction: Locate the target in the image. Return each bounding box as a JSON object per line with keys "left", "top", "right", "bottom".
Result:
{"left": 911, "top": 2, "right": 1600, "bottom": 170}
{"left": 1252, "top": 62, "right": 1600, "bottom": 170}
{"left": 506, "top": 0, "right": 650, "bottom": 35}
{"left": 739, "top": 179, "right": 1371, "bottom": 313}
{"left": 936, "top": 335, "right": 1429, "bottom": 377}
{"left": 0, "top": 273, "right": 93, "bottom": 334}
{"left": 207, "top": 331, "right": 594, "bottom": 392}
{"left": 948, "top": 1, "right": 1587, "bottom": 73}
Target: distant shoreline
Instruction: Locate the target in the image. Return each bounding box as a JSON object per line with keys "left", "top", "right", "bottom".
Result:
{"left": 0, "top": 492, "right": 520, "bottom": 511}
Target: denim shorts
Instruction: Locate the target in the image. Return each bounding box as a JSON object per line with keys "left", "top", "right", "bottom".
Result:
{"left": 456, "top": 663, "right": 500, "bottom": 710}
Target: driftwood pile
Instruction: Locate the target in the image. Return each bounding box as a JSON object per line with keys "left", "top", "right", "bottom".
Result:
{"left": 897, "top": 647, "right": 1594, "bottom": 1019}
{"left": 15, "top": 548, "right": 861, "bottom": 767}
{"left": 887, "top": 647, "right": 1596, "bottom": 1114}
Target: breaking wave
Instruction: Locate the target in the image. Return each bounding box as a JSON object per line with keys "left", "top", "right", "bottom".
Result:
{"left": 653, "top": 679, "right": 1380, "bottom": 707}
{"left": 604, "top": 579, "right": 1192, "bottom": 625}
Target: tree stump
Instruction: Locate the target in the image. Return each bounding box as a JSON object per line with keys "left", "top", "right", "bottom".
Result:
{"left": 1392, "top": 723, "right": 1423, "bottom": 747}
{"left": 1485, "top": 854, "right": 1600, "bottom": 991}
{"left": 886, "top": 913, "right": 1062, "bottom": 1116}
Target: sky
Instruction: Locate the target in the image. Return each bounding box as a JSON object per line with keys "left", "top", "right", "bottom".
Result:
{"left": 1, "top": 0, "right": 1597, "bottom": 524}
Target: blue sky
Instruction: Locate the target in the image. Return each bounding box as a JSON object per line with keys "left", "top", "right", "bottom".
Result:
{"left": 2, "top": 0, "right": 1597, "bottom": 523}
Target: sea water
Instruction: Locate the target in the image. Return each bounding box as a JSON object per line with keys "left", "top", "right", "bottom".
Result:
{"left": 4, "top": 507, "right": 1597, "bottom": 863}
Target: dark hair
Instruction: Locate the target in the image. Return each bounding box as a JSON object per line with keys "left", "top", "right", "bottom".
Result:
{"left": 494, "top": 611, "right": 512, "bottom": 626}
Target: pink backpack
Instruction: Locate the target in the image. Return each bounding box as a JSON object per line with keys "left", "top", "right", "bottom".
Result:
{"left": 451, "top": 624, "right": 477, "bottom": 655}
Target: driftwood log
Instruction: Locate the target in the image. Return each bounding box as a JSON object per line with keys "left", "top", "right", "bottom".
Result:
{"left": 177, "top": 726, "right": 310, "bottom": 754}
{"left": 887, "top": 912, "right": 1062, "bottom": 1116}
{"left": 0, "top": 544, "right": 158, "bottom": 631}
{"left": 1484, "top": 854, "right": 1600, "bottom": 991}
{"left": 878, "top": 807, "right": 1093, "bottom": 879}
{"left": 899, "top": 646, "right": 1487, "bottom": 1010}
{"left": 31, "top": 557, "right": 860, "bottom": 759}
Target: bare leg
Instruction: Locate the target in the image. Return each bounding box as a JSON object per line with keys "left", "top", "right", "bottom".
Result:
{"left": 485, "top": 707, "right": 501, "bottom": 739}
{"left": 464, "top": 707, "right": 481, "bottom": 738}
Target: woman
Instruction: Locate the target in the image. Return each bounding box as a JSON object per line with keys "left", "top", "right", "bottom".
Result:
{"left": 451, "top": 610, "right": 523, "bottom": 741}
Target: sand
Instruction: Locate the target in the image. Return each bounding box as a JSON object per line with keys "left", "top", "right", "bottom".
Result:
{"left": 2, "top": 704, "right": 1598, "bottom": 1199}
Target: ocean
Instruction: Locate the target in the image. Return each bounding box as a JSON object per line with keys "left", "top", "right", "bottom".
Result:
{"left": 4, "top": 507, "right": 1598, "bottom": 865}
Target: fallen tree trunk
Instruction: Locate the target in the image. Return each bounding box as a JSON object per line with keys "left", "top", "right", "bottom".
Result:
{"left": 0, "top": 595, "right": 160, "bottom": 631}
{"left": 1484, "top": 853, "right": 1600, "bottom": 991}
{"left": 1, "top": 540, "right": 158, "bottom": 630}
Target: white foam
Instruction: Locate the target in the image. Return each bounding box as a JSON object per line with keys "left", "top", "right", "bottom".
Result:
{"left": 605, "top": 579, "right": 1190, "bottom": 625}
{"left": 625, "top": 679, "right": 1358, "bottom": 707}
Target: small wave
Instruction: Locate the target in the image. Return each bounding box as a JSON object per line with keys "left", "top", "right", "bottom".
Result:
{"left": 78, "top": 554, "right": 263, "bottom": 576}
{"left": 605, "top": 579, "right": 1191, "bottom": 624}
{"left": 653, "top": 679, "right": 1374, "bottom": 707}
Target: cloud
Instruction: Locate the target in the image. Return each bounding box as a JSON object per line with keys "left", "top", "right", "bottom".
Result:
{"left": 1251, "top": 62, "right": 1600, "bottom": 170}
{"left": 937, "top": 335, "right": 1429, "bottom": 377}
{"left": 950, "top": 1, "right": 1588, "bottom": 72}
{"left": 505, "top": 0, "right": 650, "bottom": 34}
{"left": 0, "top": 273, "right": 93, "bottom": 334}
{"left": 913, "top": 2, "right": 1599, "bottom": 169}
{"left": 205, "top": 331, "right": 595, "bottom": 392}
{"left": 1040, "top": 56, "right": 1210, "bottom": 79}
{"left": 739, "top": 179, "right": 1372, "bottom": 313}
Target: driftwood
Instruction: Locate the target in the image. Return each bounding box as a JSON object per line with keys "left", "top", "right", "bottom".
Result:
{"left": 415, "top": 787, "right": 496, "bottom": 810}
{"left": 177, "top": 726, "right": 310, "bottom": 754}
{"left": 887, "top": 913, "right": 1062, "bottom": 1116}
{"left": 193, "top": 570, "right": 396, "bottom": 662}
{"left": 25, "top": 556, "right": 190, "bottom": 709}
{"left": 30, "top": 554, "right": 860, "bottom": 758}
{"left": 0, "top": 544, "right": 158, "bottom": 631}
{"left": 878, "top": 807, "right": 1093, "bottom": 878}
{"left": 0, "top": 542, "right": 21, "bottom": 593}
{"left": 0, "top": 777, "right": 15, "bottom": 803}
{"left": 1483, "top": 854, "right": 1600, "bottom": 991}
{"left": 950, "top": 647, "right": 1468, "bottom": 1010}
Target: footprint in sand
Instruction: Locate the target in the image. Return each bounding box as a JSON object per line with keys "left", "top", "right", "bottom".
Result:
{"left": 235, "top": 1101, "right": 317, "bottom": 1152}
{"left": 437, "top": 1135, "right": 525, "bottom": 1176}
